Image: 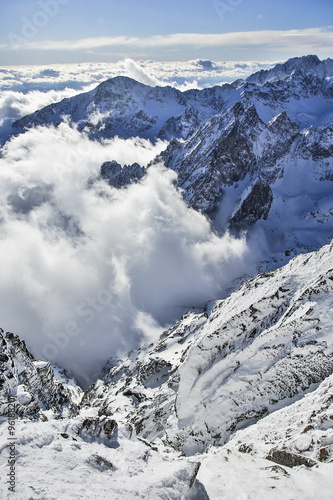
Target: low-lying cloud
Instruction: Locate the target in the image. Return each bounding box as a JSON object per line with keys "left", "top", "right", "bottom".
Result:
{"left": 0, "top": 59, "right": 277, "bottom": 99}
{"left": 0, "top": 122, "right": 250, "bottom": 386}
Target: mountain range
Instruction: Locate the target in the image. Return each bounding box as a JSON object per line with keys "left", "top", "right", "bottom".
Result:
{"left": 12, "top": 54, "right": 333, "bottom": 259}
{"left": 1, "top": 55, "right": 333, "bottom": 499}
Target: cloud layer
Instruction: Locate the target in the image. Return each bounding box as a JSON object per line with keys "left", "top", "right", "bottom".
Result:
{"left": 0, "top": 58, "right": 276, "bottom": 143}
{"left": 2, "top": 28, "right": 333, "bottom": 54}
{"left": 0, "top": 122, "right": 251, "bottom": 386}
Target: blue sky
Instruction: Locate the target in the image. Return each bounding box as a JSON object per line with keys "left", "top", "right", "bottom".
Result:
{"left": 0, "top": 0, "right": 332, "bottom": 65}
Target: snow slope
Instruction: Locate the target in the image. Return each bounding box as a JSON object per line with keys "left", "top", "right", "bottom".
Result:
{"left": 83, "top": 241, "right": 333, "bottom": 456}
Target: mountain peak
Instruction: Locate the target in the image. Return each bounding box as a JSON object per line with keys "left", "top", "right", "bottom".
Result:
{"left": 98, "top": 75, "right": 148, "bottom": 88}
{"left": 246, "top": 54, "right": 332, "bottom": 85}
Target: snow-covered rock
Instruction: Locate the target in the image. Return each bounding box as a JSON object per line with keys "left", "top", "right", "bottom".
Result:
{"left": 0, "top": 329, "right": 82, "bottom": 418}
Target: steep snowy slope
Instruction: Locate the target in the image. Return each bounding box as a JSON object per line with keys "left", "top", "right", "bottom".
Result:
{"left": 82, "top": 241, "right": 333, "bottom": 456}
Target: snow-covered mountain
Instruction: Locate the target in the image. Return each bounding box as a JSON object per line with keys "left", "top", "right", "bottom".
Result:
{"left": 13, "top": 55, "right": 333, "bottom": 256}
{"left": 12, "top": 55, "right": 333, "bottom": 141}
{"left": 152, "top": 102, "right": 333, "bottom": 253}
{"left": 10, "top": 56, "right": 333, "bottom": 255}
{"left": 12, "top": 75, "right": 230, "bottom": 142}
{"left": 1, "top": 242, "right": 333, "bottom": 498}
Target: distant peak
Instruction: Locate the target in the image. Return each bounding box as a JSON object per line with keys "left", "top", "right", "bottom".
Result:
{"left": 287, "top": 54, "right": 320, "bottom": 65}
{"left": 98, "top": 75, "right": 150, "bottom": 89}
{"left": 246, "top": 55, "right": 332, "bottom": 85}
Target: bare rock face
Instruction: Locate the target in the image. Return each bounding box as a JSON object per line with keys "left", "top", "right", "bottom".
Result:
{"left": 100, "top": 160, "right": 146, "bottom": 188}
{"left": 229, "top": 178, "right": 273, "bottom": 232}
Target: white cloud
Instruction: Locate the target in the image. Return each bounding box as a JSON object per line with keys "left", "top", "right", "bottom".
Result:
{"left": 121, "top": 58, "right": 163, "bottom": 87}
{"left": 2, "top": 28, "right": 333, "bottom": 53}
{"left": 0, "top": 122, "right": 250, "bottom": 386}
{"left": 0, "top": 88, "right": 83, "bottom": 124}
{"left": 0, "top": 59, "right": 276, "bottom": 115}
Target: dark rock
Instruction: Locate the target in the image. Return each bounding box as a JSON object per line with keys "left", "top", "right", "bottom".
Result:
{"left": 267, "top": 449, "right": 317, "bottom": 468}
{"left": 100, "top": 160, "right": 146, "bottom": 188}
{"left": 95, "top": 455, "right": 115, "bottom": 470}
{"left": 78, "top": 417, "right": 118, "bottom": 447}
{"left": 261, "top": 465, "right": 291, "bottom": 477}
{"left": 229, "top": 179, "right": 273, "bottom": 232}
{"left": 318, "top": 447, "right": 330, "bottom": 462}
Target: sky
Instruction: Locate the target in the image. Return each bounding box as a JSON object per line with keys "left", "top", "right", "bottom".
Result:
{"left": 0, "top": 0, "right": 332, "bottom": 65}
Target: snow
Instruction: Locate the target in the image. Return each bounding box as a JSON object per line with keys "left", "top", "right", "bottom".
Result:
{"left": 0, "top": 416, "right": 207, "bottom": 499}
{"left": 1, "top": 369, "right": 333, "bottom": 499}
{"left": 16, "top": 385, "right": 32, "bottom": 406}
{"left": 198, "top": 448, "right": 333, "bottom": 500}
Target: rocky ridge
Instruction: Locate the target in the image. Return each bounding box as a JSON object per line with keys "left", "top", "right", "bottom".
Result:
{"left": 12, "top": 55, "right": 333, "bottom": 142}
{"left": 150, "top": 103, "right": 333, "bottom": 250}
{"left": 0, "top": 329, "right": 82, "bottom": 418}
